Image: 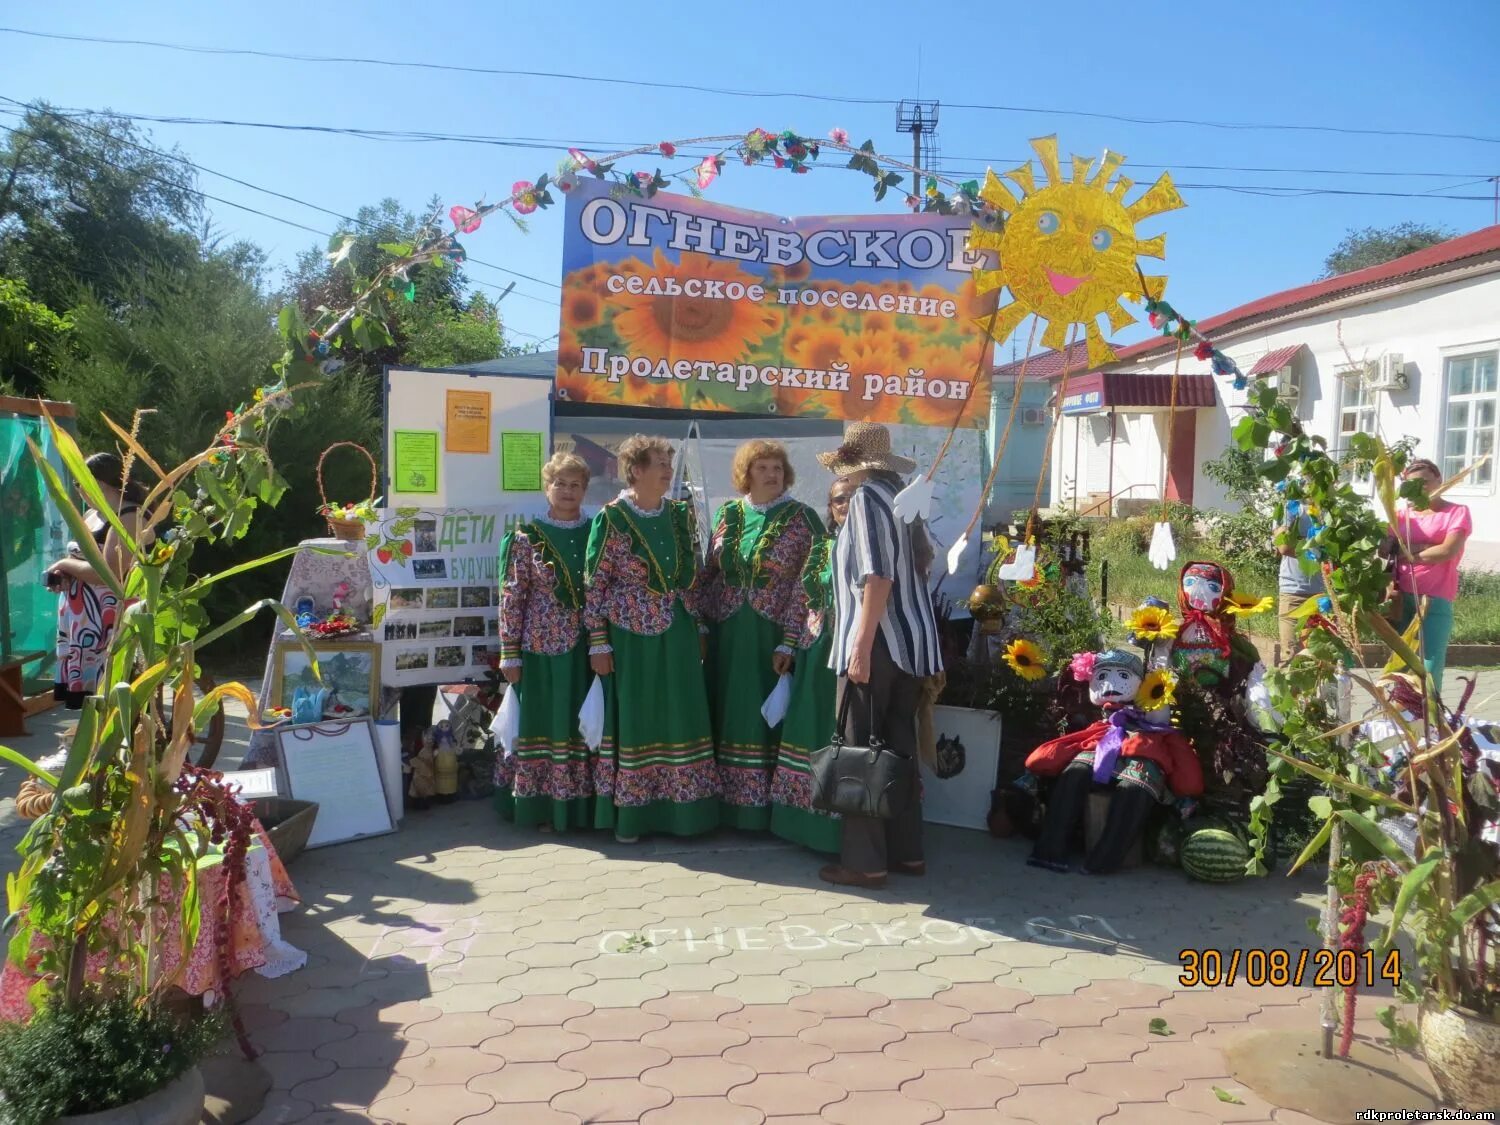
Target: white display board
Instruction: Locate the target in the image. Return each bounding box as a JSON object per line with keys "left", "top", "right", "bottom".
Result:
{"left": 384, "top": 366, "right": 552, "bottom": 510}
{"left": 277, "top": 719, "right": 396, "bottom": 848}
{"left": 921, "top": 706, "right": 1002, "bottom": 831}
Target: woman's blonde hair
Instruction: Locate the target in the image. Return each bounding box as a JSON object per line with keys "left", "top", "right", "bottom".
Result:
{"left": 542, "top": 452, "right": 591, "bottom": 489}
{"left": 616, "top": 435, "right": 674, "bottom": 485}
{"left": 731, "top": 439, "right": 795, "bottom": 495}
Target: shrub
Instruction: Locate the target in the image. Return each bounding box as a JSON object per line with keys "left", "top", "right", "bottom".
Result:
{"left": 0, "top": 993, "right": 223, "bottom": 1123}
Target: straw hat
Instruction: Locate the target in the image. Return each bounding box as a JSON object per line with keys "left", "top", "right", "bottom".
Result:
{"left": 816, "top": 422, "right": 916, "bottom": 476}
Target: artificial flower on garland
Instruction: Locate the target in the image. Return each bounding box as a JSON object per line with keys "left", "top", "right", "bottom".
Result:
{"left": 308, "top": 614, "right": 361, "bottom": 639}
{"left": 1137, "top": 668, "right": 1179, "bottom": 710}
{"left": 1004, "top": 639, "right": 1048, "bottom": 682}
{"left": 1126, "top": 604, "right": 1179, "bottom": 642}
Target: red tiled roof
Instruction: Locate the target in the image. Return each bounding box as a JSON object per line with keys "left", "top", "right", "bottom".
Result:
{"left": 1112, "top": 224, "right": 1500, "bottom": 366}
{"left": 992, "top": 340, "right": 1093, "bottom": 379}
{"left": 1247, "top": 343, "right": 1305, "bottom": 376}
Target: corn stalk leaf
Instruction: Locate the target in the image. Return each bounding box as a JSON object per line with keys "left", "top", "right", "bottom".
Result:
{"left": 1451, "top": 882, "right": 1500, "bottom": 930}
{"left": 1288, "top": 816, "right": 1334, "bottom": 876}
{"left": 26, "top": 436, "right": 126, "bottom": 600}
{"left": 1336, "top": 808, "right": 1414, "bottom": 869}
{"left": 37, "top": 405, "right": 142, "bottom": 560}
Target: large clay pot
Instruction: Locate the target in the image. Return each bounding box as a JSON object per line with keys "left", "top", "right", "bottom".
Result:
{"left": 1420, "top": 1001, "right": 1500, "bottom": 1110}
{"left": 56, "top": 1066, "right": 204, "bottom": 1125}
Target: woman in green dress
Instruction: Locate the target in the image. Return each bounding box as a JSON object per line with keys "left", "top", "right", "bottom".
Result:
{"left": 494, "top": 453, "right": 595, "bottom": 831}
{"left": 703, "top": 440, "right": 824, "bottom": 830}
{"left": 769, "top": 477, "right": 854, "bottom": 853}
{"left": 584, "top": 436, "right": 718, "bottom": 842}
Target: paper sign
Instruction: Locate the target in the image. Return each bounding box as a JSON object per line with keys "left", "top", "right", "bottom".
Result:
{"left": 230, "top": 768, "right": 280, "bottom": 801}
{"left": 445, "top": 389, "right": 491, "bottom": 454}
{"left": 277, "top": 720, "right": 395, "bottom": 848}
{"left": 501, "top": 431, "right": 543, "bottom": 492}
{"left": 393, "top": 430, "right": 439, "bottom": 494}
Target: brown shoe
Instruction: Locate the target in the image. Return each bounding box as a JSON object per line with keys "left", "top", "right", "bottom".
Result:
{"left": 819, "top": 864, "right": 887, "bottom": 890}
{"left": 892, "top": 861, "right": 926, "bottom": 876}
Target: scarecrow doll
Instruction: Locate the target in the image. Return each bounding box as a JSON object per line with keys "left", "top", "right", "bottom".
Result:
{"left": 1025, "top": 648, "right": 1203, "bottom": 874}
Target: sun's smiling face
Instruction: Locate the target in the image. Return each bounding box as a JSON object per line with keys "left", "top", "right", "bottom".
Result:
{"left": 1002, "top": 182, "right": 1138, "bottom": 330}
{"left": 966, "top": 135, "right": 1185, "bottom": 367}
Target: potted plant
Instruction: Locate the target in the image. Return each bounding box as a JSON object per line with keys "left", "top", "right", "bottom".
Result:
{"left": 0, "top": 390, "right": 323, "bottom": 1122}
{"left": 1234, "top": 396, "right": 1499, "bottom": 1105}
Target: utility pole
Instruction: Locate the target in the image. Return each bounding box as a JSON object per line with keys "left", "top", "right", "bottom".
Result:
{"left": 896, "top": 100, "right": 940, "bottom": 201}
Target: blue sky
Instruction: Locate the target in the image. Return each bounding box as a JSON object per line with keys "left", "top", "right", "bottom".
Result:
{"left": 3, "top": 0, "right": 1498, "bottom": 353}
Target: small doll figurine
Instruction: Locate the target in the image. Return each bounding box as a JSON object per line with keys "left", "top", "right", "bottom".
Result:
{"left": 1024, "top": 648, "right": 1203, "bottom": 874}
{"left": 406, "top": 729, "right": 437, "bottom": 809}
{"left": 432, "top": 720, "right": 459, "bottom": 801}
{"left": 331, "top": 580, "right": 352, "bottom": 616}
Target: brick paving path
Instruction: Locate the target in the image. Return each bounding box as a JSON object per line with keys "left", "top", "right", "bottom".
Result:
{"left": 233, "top": 800, "right": 1433, "bottom": 1124}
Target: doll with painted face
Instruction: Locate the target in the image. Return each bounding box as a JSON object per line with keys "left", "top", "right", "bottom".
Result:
{"left": 1171, "top": 561, "right": 1237, "bottom": 686}
{"left": 1023, "top": 648, "right": 1204, "bottom": 874}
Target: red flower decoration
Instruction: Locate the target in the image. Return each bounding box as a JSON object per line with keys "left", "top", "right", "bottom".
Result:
{"left": 658, "top": 141, "right": 677, "bottom": 158}
{"left": 1194, "top": 341, "right": 1214, "bottom": 361}
{"left": 449, "top": 205, "right": 482, "bottom": 234}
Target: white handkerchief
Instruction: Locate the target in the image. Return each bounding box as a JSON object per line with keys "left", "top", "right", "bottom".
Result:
{"left": 760, "top": 674, "right": 793, "bottom": 728}
{"left": 492, "top": 685, "right": 521, "bottom": 757}
{"left": 578, "top": 676, "right": 606, "bottom": 751}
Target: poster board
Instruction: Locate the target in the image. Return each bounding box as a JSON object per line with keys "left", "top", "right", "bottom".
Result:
{"left": 554, "top": 179, "right": 994, "bottom": 423}
{"left": 276, "top": 719, "right": 395, "bottom": 848}
{"left": 887, "top": 423, "right": 986, "bottom": 617}
{"left": 365, "top": 506, "right": 512, "bottom": 687}
{"left": 383, "top": 365, "right": 552, "bottom": 510}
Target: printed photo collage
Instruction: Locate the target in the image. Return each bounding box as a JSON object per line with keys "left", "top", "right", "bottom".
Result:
{"left": 382, "top": 519, "right": 500, "bottom": 676}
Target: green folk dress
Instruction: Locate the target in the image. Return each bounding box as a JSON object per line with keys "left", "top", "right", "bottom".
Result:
{"left": 704, "top": 497, "right": 823, "bottom": 831}
{"left": 768, "top": 535, "right": 841, "bottom": 854}
{"left": 584, "top": 495, "right": 718, "bottom": 838}
{"left": 492, "top": 516, "right": 595, "bottom": 831}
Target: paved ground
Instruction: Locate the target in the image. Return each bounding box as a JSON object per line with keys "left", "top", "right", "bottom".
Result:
{"left": 5, "top": 670, "right": 1489, "bottom": 1123}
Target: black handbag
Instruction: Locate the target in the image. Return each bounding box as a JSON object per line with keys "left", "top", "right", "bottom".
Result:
{"left": 810, "top": 689, "right": 916, "bottom": 820}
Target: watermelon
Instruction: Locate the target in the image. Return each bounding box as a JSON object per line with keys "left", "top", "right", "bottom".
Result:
{"left": 1181, "top": 827, "right": 1251, "bottom": 884}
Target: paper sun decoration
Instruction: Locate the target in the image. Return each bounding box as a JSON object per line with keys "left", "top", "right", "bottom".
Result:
{"left": 968, "top": 135, "right": 1185, "bottom": 367}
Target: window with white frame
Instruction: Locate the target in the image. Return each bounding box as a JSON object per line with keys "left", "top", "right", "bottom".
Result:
{"left": 1442, "top": 350, "right": 1497, "bottom": 489}
{"left": 1339, "top": 375, "right": 1378, "bottom": 441}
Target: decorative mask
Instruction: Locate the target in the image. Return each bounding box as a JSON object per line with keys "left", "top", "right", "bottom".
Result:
{"left": 1180, "top": 562, "right": 1231, "bottom": 614}
{"left": 1089, "top": 648, "right": 1144, "bottom": 708}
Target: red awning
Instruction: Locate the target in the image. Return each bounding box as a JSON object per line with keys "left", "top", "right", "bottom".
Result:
{"left": 1247, "top": 344, "right": 1304, "bottom": 376}
{"left": 1060, "top": 371, "right": 1216, "bottom": 413}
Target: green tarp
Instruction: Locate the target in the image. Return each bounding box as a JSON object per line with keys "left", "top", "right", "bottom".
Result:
{"left": 0, "top": 411, "right": 69, "bottom": 693}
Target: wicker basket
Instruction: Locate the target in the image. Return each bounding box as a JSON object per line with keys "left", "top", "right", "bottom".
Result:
{"left": 317, "top": 442, "right": 377, "bottom": 541}
{"left": 251, "top": 797, "right": 319, "bottom": 863}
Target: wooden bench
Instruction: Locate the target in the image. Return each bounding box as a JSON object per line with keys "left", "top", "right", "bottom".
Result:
{"left": 0, "top": 651, "right": 46, "bottom": 738}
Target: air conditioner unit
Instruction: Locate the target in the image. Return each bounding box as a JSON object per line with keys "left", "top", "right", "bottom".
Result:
{"left": 1021, "top": 407, "right": 1047, "bottom": 424}
{"left": 1275, "top": 366, "right": 1300, "bottom": 402}
{"left": 1368, "top": 353, "right": 1408, "bottom": 392}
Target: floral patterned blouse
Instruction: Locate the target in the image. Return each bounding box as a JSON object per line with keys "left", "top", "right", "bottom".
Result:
{"left": 498, "top": 515, "right": 591, "bottom": 667}
{"left": 584, "top": 494, "right": 703, "bottom": 650}
{"left": 701, "top": 497, "right": 823, "bottom": 650}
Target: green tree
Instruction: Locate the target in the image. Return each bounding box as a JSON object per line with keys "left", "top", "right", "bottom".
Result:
{"left": 0, "top": 105, "right": 201, "bottom": 315}
{"left": 0, "top": 275, "right": 71, "bottom": 394}
{"left": 1321, "top": 221, "right": 1452, "bottom": 278}
{"left": 45, "top": 249, "right": 380, "bottom": 645}
{"left": 284, "top": 197, "right": 507, "bottom": 378}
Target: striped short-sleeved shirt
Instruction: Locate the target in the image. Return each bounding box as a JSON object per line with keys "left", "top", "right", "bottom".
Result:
{"left": 830, "top": 476, "right": 942, "bottom": 678}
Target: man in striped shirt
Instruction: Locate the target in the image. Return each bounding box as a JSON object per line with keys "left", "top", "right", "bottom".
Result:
{"left": 816, "top": 423, "right": 942, "bottom": 889}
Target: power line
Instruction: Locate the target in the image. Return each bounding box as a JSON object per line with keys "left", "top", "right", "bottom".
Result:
{"left": 5, "top": 25, "right": 1499, "bottom": 146}
{"left": 26, "top": 101, "right": 1496, "bottom": 184}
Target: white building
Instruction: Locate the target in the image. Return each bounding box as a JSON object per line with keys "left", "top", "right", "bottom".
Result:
{"left": 1044, "top": 225, "right": 1500, "bottom": 567}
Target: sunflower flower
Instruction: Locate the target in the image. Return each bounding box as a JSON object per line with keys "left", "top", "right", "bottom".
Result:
{"left": 1137, "top": 669, "right": 1178, "bottom": 710}
{"left": 1004, "top": 639, "right": 1047, "bottom": 682}
{"left": 1126, "top": 605, "right": 1179, "bottom": 642}
{"left": 1224, "top": 593, "right": 1275, "bottom": 617}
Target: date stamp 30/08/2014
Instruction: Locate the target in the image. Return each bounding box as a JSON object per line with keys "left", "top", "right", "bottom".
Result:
{"left": 1178, "top": 947, "right": 1403, "bottom": 989}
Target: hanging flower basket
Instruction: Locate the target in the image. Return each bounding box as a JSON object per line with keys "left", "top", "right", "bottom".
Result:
{"left": 317, "top": 442, "right": 378, "bottom": 541}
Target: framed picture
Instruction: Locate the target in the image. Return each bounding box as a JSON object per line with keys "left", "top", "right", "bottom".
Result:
{"left": 271, "top": 641, "right": 379, "bottom": 717}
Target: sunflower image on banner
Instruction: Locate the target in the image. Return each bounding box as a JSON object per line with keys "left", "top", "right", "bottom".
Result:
{"left": 556, "top": 178, "right": 997, "bottom": 425}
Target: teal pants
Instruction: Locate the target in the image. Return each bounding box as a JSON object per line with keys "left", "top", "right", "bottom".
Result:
{"left": 1400, "top": 593, "right": 1455, "bottom": 694}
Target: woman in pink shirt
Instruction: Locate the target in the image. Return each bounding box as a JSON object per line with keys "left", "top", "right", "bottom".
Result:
{"left": 1393, "top": 458, "right": 1472, "bottom": 693}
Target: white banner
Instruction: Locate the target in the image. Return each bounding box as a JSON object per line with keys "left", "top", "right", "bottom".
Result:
{"left": 366, "top": 506, "right": 531, "bottom": 687}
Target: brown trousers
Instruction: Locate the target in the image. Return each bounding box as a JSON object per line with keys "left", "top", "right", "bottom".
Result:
{"left": 836, "top": 635, "right": 924, "bottom": 874}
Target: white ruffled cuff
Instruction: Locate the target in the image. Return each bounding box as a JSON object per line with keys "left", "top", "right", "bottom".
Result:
{"left": 588, "top": 643, "right": 613, "bottom": 656}
{"left": 499, "top": 658, "right": 522, "bottom": 670}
